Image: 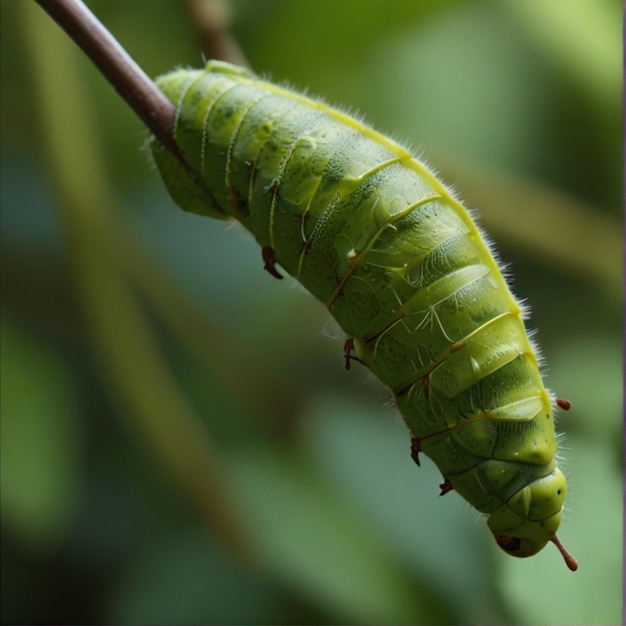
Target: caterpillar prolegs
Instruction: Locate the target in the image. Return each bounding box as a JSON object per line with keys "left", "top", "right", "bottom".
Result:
{"left": 150, "top": 60, "right": 577, "bottom": 570}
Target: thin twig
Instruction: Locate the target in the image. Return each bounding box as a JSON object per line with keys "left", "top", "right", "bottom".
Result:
{"left": 186, "top": 0, "right": 249, "bottom": 67}
{"left": 33, "top": 0, "right": 179, "bottom": 155}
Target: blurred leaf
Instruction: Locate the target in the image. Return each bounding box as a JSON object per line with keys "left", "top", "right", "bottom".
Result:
{"left": 234, "top": 0, "right": 459, "bottom": 87}
{"left": 362, "top": 2, "right": 543, "bottom": 170}
{"left": 549, "top": 335, "right": 622, "bottom": 442}
{"left": 105, "top": 528, "right": 282, "bottom": 624}
{"left": 502, "top": 0, "right": 621, "bottom": 111}
{"left": 0, "top": 317, "right": 82, "bottom": 553}
{"left": 227, "top": 445, "right": 440, "bottom": 624}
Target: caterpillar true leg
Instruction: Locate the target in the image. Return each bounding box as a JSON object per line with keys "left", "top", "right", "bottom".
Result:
{"left": 262, "top": 246, "right": 283, "bottom": 279}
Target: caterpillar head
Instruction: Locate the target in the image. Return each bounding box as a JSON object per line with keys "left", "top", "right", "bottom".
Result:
{"left": 487, "top": 468, "right": 578, "bottom": 571}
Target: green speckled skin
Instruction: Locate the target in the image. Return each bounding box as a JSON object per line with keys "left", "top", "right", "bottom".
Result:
{"left": 150, "top": 61, "right": 576, "bottom": 569}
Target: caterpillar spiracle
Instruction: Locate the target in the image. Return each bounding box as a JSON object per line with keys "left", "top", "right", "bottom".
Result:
{"left": 149, "top": 60, "right": 577, "bottom": 571}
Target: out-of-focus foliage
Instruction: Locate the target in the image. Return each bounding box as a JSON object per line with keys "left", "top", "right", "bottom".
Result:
{"left": 1, "top": 0, "right": 621, "bottom": 624}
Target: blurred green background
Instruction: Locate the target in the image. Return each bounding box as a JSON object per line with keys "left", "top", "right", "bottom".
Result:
{"left": 1, "top": 0, "right": 622, "bottom": 624}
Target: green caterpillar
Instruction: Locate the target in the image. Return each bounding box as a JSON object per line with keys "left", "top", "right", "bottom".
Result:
{"left": 150, "top": 60, "right": 577, "bottom": 570}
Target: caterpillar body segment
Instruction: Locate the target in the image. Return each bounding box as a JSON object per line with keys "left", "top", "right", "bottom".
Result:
{"left": 150, "top": 60, "right": 576, "bottom": 570}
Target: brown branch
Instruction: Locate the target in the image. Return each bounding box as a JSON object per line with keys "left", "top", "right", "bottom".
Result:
{"left": 33, "top": 0, "right": 179, "bottom": 155}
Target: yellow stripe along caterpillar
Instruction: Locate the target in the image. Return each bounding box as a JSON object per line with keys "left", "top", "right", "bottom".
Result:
{"left": 150, "top": 60, "right": 577, "bottom": 570}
